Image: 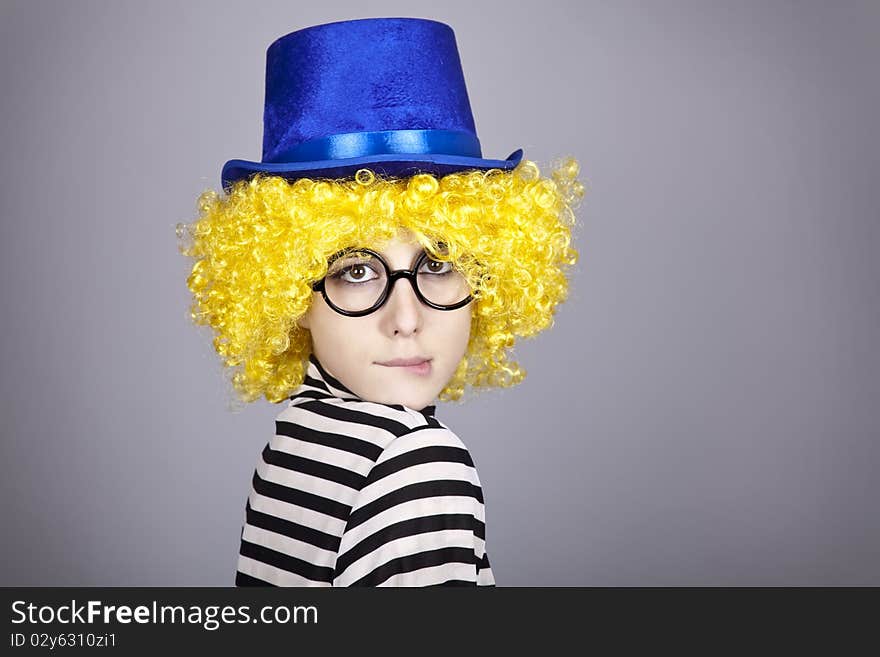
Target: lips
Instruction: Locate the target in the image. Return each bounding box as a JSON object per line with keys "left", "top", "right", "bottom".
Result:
{"left": 377, "top": 356, "right": 432, "bottom": 367}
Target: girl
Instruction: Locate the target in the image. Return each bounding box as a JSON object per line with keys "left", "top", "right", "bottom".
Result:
{"left": 177, "top": 17, "right": 584, "bottom": 586}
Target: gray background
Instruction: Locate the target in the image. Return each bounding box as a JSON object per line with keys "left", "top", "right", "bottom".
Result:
{"left": 1, "top": 0, "right": 877, "bottom": 586}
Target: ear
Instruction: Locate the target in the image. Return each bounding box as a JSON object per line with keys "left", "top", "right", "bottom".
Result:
{"left": 296, "top": 312, "right": 310, "bottom": 330}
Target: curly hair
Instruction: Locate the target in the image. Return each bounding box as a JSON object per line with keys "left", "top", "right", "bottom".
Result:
{"left": 176, "top": 157, "right": 585, "bottom": 405}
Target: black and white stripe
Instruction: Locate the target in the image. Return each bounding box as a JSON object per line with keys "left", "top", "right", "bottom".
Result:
{"left": 235, "top": 353, "right": 495, "bottom": 586}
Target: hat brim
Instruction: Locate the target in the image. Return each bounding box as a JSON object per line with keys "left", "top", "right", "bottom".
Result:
{"left": 220, "top": 149, "right": 524, "bottom": 190}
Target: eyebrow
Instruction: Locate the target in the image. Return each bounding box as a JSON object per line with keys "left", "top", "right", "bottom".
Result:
{"left": 331, "top": 242, "right": 448, "bottom": 267}
{"left": 330, "top": 248, "right": 423, "bottom": 270}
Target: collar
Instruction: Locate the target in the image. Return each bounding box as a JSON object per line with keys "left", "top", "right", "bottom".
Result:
{"left": 295, "top": 353, "right": 437, "bottom": 419}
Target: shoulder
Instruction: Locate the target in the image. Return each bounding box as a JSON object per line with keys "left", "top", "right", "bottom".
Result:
{"left": 275, "top": 397, "right": 435, "bottom": 449}
{"left": 375, "top": 423, "right": 475, "bottom": 473}
{"left": 333, "top": 421, "right": 488, "bottom": 586}
{"left": 354, "top": 423, "right": 485, "bottom": 514}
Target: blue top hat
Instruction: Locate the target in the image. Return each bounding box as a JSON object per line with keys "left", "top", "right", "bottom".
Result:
{"left": 221, "top": 17, "right": 524, "bottom": 190}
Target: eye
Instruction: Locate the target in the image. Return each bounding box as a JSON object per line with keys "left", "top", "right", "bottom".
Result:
{"left": 420, "top": 257, "right": 454, "bottom": 275}
{"left": 336, "top": 263, "right": 380, "bottom": 284}
{"left": 327, "top": 253, "right": 381, "bottom": 284}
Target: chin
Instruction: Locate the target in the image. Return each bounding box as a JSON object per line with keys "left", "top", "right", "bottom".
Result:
{"left": 379, "top": 386, "right": 431, "bottom": 410}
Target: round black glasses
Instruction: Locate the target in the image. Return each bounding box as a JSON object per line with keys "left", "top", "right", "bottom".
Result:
{"left": 311, "top": 247, "right": 474, "bottom": 317}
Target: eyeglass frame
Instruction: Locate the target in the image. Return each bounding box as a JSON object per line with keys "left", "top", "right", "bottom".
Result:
{"left": 311, "top": 247, "right": 475, "bottom": 317}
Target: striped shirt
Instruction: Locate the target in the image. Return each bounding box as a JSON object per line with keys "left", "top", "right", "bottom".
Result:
{"left": 235, "top": 353, "right": 495, "bottom": 586}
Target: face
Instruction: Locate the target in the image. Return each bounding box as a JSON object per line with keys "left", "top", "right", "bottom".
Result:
{"left": 296, "top": 229, "right": 473, "bottom": 411}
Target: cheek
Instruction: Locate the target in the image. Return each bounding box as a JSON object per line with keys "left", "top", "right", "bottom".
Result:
{"left": 311, "top": 308, "right": 375, "bottom": 352}
{"left": 308, "top": 305, "right": 343, "bottom": 349}
{"left": 444, "top": 308, "right": 473, "bottom": 345}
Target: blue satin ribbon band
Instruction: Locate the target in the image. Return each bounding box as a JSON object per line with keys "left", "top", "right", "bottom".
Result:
{"left": 265, "top": 129, "right": 483, "bottom": 163}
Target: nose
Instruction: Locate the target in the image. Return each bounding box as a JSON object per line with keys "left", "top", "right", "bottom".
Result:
{"left": 382, "top": 276, "right": 423, "bottom": 335}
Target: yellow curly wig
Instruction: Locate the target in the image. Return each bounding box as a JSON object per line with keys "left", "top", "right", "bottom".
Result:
{"left": 176, "top": 157, "right": 585, "bottom": 405}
